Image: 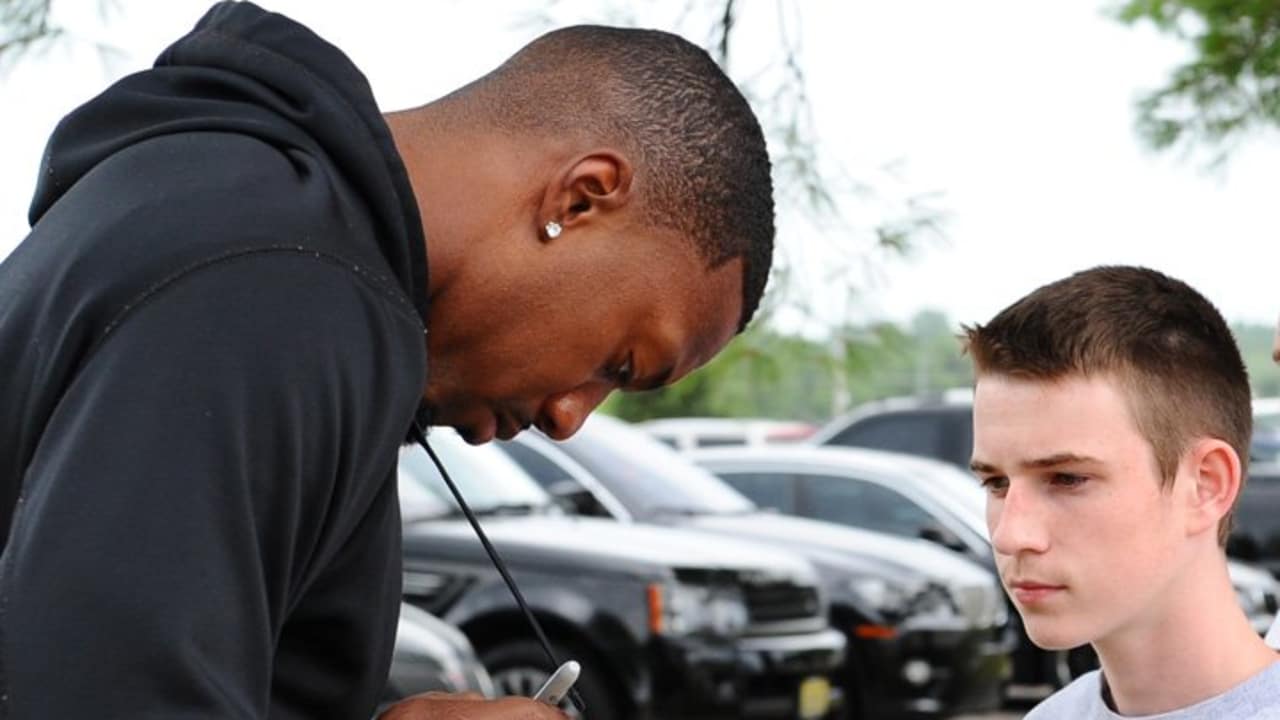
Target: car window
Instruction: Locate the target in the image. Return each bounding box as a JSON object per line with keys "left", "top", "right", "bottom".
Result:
{"left": 717, "top": 472, "right": 797, "bottom": 513}
{"left": 558, "top": 420, "right": 756, "bottom": 517}
{"left": 499, "top": 440, "right": 573, "bottom": 489}
{"left": 800, "top": 473, "right": 938, "bottom": 539}
{"left": 1256, "top": 412, "right": 1280, "bottom": 434}
{"left": 830, "top": 413, "right": 946, "bottom": 461}
{"left": 696, "top": 436, "right": 743, "bottom": 448}
{"left": 950, "top": 412, "right": 976, "bottom": 469}
{"left": 649, "top": 434, "right": 680, "bottom": 450}
{"left": 399, "top": 433, "right": 550, "bottom": 519}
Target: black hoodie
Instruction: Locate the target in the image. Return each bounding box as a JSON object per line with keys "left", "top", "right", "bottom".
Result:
{"left": 0, "top": 3, "right": 429, "bottom": 717}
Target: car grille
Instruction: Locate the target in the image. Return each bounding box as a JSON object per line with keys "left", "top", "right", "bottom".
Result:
{"left": 402, "top": 569, "right": 470, "bottom": 613}
{"left": 744, "top": 582, "right": 821, "bottom": 623}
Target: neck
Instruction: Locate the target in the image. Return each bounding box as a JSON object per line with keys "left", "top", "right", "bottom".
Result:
{"left": 383, "top": 105, "right": 558, "bottom": 313}
{"left": 1094, "top": 551, "right": 1276, "bottom": 715}
{"left": 383, "top": 105, "right": 467, "bottom": 305}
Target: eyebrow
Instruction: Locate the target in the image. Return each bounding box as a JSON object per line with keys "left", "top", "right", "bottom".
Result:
{"left": 970, "top": 452, "right": 1103, "bottom": 474}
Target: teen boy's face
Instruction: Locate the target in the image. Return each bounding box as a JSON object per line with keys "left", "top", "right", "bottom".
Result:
{"left": 971, "top": 373, "right": 1188, "bottom": 651}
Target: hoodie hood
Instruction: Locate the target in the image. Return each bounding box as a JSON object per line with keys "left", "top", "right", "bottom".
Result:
{"left": 28, "top": 0, "right": 428, "bottom": 321}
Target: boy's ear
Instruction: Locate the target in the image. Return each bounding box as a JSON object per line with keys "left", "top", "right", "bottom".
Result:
{"left": 1182, "top": 438, "right": 1243, "bottom": 540}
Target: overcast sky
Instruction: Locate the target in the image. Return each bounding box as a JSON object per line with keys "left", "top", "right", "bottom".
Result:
{"left": 2, "top": 0, "right": 1277, "bottom": 332}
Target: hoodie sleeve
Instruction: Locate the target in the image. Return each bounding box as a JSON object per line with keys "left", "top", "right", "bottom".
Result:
{"left": 0, "top": 251, "right": 424, "bottom": 719}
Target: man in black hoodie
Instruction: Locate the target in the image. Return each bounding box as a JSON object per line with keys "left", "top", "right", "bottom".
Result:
{"left": 0, "top": 2, "right": 774, "bottom": 719}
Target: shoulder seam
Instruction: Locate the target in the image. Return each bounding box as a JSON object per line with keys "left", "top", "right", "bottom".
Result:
{"left": 94, "top": 245, "right": 425, "bottom": 359}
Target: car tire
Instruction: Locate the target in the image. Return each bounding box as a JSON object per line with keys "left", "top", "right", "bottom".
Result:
{"left": 481, "top": 639, "right": 623, "bottom": 720}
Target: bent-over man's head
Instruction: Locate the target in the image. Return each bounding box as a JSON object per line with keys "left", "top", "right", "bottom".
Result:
{"left": 387, "top": 25, "right": 774, "bottom": 444}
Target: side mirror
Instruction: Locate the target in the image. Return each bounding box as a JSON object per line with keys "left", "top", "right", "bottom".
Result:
{"left": 919, "top": 524, "right": 967, "bottom": 553}
{"left": 547, "top": 480, "right": 610, "bottom": 518}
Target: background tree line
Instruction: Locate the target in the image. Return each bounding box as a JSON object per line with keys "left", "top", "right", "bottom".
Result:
{"left": 606, "top": 313, "right": 1280, "bottom": 423}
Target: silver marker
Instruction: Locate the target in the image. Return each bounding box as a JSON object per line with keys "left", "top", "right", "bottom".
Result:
{"left": 532, "top": 660, "right": 580, "bottom": 706}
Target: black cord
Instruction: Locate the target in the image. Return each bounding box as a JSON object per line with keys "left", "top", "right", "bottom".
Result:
{"left": 408, "top": 423, "right": 586, "bottom": 714}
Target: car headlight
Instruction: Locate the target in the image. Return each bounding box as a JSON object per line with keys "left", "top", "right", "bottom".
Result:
{"left": 849, "top": 576, "right": 969, "bottom": 627}
{"left": 947, "top": 581, "right": 1008, "bottom": 629}
{"left": 907, "top": 584, "right": 962, "bottom": 624}
{"left": 848, "top": 577, "right": 912, "bottom": 614}
{"left": 649, "top": 582, "right": 750, "bottom": 638}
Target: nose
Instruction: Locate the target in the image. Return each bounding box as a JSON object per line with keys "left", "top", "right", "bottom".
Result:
{"left": 988, "top": 480, "right": 1050, "bottom": 557}
{"left": 536, "top": 383, "right": 613, "bottom": 440}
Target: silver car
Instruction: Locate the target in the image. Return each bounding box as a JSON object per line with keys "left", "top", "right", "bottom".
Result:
{"left": 380, "top": 603, "right": 494, "bottom": 713}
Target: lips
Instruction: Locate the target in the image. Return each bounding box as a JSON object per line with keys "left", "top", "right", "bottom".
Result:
{"left": 458, "top": 408, "right": 532, "bottom": 444}
{"left": 495, "top": 410, "right": 533, "bottom": 441}
{"left": 1008, "top": 580, "right": 1066, "bottom": 605}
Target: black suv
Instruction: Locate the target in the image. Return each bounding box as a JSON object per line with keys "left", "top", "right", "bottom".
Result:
{"left": 1229, "top": 462, "right": 1280, "bottom": 580}
{"left": 399, "top": 430, "right": 845, "bottom": 719}
{"left": 811, "top": 392, "right": 975, "bottom": 470}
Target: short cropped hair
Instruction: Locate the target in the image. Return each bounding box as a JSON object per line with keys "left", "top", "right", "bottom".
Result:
{"left": 962, "top": 266, "right": 1252, "bottom": 545}
{"left": 459, "top": 25, "right": 774, "bottom": 331}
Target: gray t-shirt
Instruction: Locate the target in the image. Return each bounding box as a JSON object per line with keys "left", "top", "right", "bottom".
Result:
{"left": 1025, "top": 661, "right": 1280, "bottom": 719}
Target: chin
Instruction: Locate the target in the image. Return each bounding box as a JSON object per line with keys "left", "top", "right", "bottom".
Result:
{"left": 455, "top": 422, "right": 494, "bottom": 445}
{"left": 1021, "top": 615, "right": 1092, "bottom": 651}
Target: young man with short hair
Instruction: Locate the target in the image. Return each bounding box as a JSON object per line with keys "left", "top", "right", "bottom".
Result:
{"left": 965, "top": 266, "right": 1279, "bottom": 718}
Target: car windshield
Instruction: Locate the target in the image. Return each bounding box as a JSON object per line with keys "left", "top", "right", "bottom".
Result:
{"left": 400, "top": 430, "right": 552, "bottom": 522}
{"left": 557, "top": 416, "right": 757, "bottom": 517}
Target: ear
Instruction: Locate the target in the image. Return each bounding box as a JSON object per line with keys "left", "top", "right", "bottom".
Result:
{"left": 538, "top": 149, "right": 634, "bottom": 240}
{"left": 1181, "top": 438, "right": 1243, "bottom": 540}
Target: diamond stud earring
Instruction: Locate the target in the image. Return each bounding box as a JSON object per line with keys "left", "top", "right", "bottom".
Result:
{"left": 544, "top": 220, "right": 562, "bottom": 239}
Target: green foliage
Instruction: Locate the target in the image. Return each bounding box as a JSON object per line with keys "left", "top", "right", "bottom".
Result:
{"left": 604, "top": 310, "right": 976, "bottom": 423}
{"left": 603, "top": 324, "right": 839, "bottom": 422}
{"left": 606, "top": 312, "right": 1280, "bottom": 422}
{"left": 1235, "top": 321, "right": 1280, "bottom": 396}
{"left": 1113, "top": 0, "right": 1280, "bottom": 160}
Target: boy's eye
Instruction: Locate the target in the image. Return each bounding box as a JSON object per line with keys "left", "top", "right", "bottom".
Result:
{"left": 1051, "top": 473, "right": 1088, "bottom": 488}
{"left": 980, "top": 476, "right": 1009, "bottom": 495}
